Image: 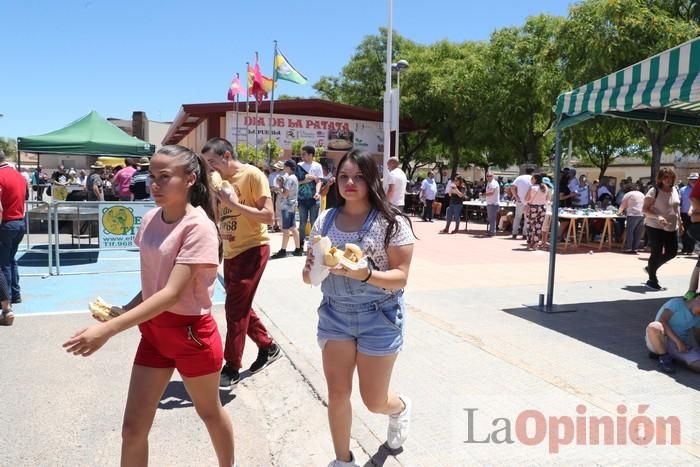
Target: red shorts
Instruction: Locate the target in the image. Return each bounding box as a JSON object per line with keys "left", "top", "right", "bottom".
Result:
{"left": 134, "top": 312, "right": 223, "bottom": 378}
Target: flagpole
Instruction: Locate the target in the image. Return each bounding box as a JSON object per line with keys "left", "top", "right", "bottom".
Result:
{"left": 267, "top": 40, "right": 278, "bottom": 166}
{"left": 254, "top": 52, "right": 259, "bottom": 163}
{"left": 246, "top": 61, "right": 250, "bottom": 151}
{"left": 235, "top": 72, "right": 240, "bottom": 148}
{"left": 383, "top": 0, "right": 393, "bottom": 189}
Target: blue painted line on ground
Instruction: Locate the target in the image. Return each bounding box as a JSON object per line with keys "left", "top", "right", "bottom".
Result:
{"left": 15, "top": 248, "right": 226, "bottom": 316}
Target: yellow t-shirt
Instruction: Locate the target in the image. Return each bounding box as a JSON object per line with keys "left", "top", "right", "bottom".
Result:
{"left": 219, "top": 165, "right": 271, "bottom": 259}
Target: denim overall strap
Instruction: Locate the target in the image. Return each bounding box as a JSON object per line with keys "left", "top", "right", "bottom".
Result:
{"left": 321, "top": 207, "right": 378, "bottom": 240}
{"left": 321, "top": 208, "right": 338, "bottom": 236}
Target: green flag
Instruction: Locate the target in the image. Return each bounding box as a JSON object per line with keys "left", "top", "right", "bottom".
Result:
{"left": 274, "top": 49, "right": 307, "bottom": 85}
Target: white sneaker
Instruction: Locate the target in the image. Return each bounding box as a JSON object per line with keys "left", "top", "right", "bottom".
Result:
{"left": 387, "top": 395, "right": 411, "bottom": 449}
{"left": 327, "top": 451, "right": 359, "bottom": 467}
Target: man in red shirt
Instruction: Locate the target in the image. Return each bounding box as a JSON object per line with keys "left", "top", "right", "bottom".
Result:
{"left": 0, "top": 150, "right": 27, "bottom": 325}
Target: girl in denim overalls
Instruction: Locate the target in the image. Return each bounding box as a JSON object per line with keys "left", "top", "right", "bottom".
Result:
{"left": 303, "top": 150, "right": 416, "bottom": 467}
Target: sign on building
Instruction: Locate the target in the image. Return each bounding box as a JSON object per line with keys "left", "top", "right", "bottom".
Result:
{"left": 225, "top": 112, "right": 385, "bottom": 154}
{"left": 98, "top": 203, "right": 154, "bottom": 248}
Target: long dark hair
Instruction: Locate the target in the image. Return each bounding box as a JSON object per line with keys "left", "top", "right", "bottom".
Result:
{"left": 155, "top": 144, "right": 222, "bottom": 260}
{"left": 532, "top": 173, "right": 546, "bottom": 192}
{"left": 335, "top": 149, "right": 416, "bottom": 247}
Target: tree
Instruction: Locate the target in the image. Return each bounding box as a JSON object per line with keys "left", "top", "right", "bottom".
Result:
{"left": 313, "top": 29, "right": 420, "bottom": 112}
{"left": 400, "top": 40, "right": 491, "bottom": 178}
{"left": 483, "top": 15, "right": 567, "bottom": 166}
{"left": 569, "top": 119, "right": 645, "bottom": 179}
{"left": 0, "top": 138, "right": 17, "bottom": 161}
{"left": 558, "top": 0, "right": 700, "bottom": 181}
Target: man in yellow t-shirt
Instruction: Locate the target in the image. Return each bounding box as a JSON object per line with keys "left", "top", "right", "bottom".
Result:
{"left": 203, "top": 137, "right": 281, "bottom": 389}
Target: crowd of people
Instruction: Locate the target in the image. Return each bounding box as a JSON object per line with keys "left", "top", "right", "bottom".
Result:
{"left": 3, "top": 139, "right": 700, "bottom": 465}
{"left": 55, "top": 138, "right": 415, "bottom": 467}
{"left": 24, "top": 157, "right": 152, "bottom": 202}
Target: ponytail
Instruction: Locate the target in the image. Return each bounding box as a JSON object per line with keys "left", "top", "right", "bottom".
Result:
{"left": 155, "top": 144, "right": 223, "bottom": 262}
{"left": 191, "top": 153, "right": 223, "bottom": 262}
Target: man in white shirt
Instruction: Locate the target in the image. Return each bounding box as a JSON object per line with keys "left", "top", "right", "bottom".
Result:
{"left": 296, "top": 145, "right": 324, "bottom": 250}
{"left": 385, "top": 157, "right": 407, "bottom": 211}
{"left": 510, "top": 167, "right": 534, "bottom": 239}
{"left": 420, "top": 172, "right": 438, "bottom": 222}
{"left": 485, "top": 172, "right": 500, "bottom": 236}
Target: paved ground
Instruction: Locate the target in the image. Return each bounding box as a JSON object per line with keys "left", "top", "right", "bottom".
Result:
{"left": 2, "top": 214, "right": 700, "bottom": 466}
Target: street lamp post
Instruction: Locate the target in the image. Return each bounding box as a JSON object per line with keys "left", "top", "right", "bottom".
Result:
{"left": 391, "top": 59, "right": 409, "bottom": 159}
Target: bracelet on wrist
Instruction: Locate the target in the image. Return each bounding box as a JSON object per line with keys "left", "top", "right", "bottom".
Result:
{"left": 361, "top": 268, "right": 372, "bottom": 283}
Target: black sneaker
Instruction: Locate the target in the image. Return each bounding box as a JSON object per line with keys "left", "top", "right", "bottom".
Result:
{"left": 657, "top": 354, "right": 675, "bottom": 374}
{"left": 219, "top": 364, "right": 240, "bottom": 390}
{"left": 249, "top": 342, "right": 282, "bottom": 374}
{"left": 648, "top": 351, "right": 660, "bottom": 360}
{"left": 645, "top": 280, "right": 663, "bottom": 291}
{"left": 270, "top": 249, "right": 288, "bottom": 259}
{"left": 11, "top": 296, "right": 21, "bottom": 304}
{"left": 292, "top": 248, "right": 304, "bottom": 256}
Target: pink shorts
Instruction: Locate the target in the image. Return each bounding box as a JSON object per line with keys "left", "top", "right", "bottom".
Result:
{"left": 135, "top": 311, "right": 223, "bottom": 378}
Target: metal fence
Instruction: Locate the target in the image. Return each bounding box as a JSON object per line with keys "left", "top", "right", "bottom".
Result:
{"left": 21, "top": 200, "right": 53, "bottom": 277}
{"left": 50, "top": 200, "right": 156, "bottom": 275}
{"left": 21, "top": 200, "right": 156, "bottom": 276}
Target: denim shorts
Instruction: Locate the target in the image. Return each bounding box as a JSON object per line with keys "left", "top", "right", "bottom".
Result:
{"left": 317, "top": 294, "right": 405, "bottom": 356}
{"left": 281, "top": 210, "right": 296, "bottom": 230}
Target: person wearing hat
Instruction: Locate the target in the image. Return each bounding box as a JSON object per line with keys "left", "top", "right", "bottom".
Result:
{"left": 86, "top": 161, "right": 105, "bottom": 201}
{"left": 268, "top": 161, "right": 285, "bottom": 232}
{"left": 680, "top": 172, "right": 699, "bottom": 254}
{"left": 129, "top": 157, "right": 151, "bottom": 201}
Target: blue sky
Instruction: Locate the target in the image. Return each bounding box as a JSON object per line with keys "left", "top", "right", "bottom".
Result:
{"left": 0, "top": 0, "right": 572, "bottom": 139}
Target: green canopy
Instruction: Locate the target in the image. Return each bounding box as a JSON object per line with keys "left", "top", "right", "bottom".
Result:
{"left": 554, "top": 36, "right": 700, "bottom": 129}
{"left": 17, "top": 111, "right": 154, "bottom": 156}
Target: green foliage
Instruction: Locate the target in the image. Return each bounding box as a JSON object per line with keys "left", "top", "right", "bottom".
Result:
{"left": 263, "top": 138, "right": 283, "bottom": 162}
{"left": 483, "top": 14, "right": 566, "bottom": 166}
{"left": 312, "top": 1, "right": 700, "bottom": 180}
{"left": 236, "top": 143, "right": 256, "bottom": 164}
{"left": 0, "top": 138, "right": 17, "bottom": 161}
{"left": 569, "top": 119, "right": 646, "bottom": 179}
{"left": 291, "top": 139, "right": 305, "bottom": 155}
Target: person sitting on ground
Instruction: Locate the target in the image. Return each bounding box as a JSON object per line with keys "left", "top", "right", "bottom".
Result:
{"left": 645, "top": 294, "right": 700, "bottom": 373}
{"left": 498, "top": 211, "right": 514, "bottom": 233}
{"left": 270, "top": 160, "right": 303, "bottom": 259}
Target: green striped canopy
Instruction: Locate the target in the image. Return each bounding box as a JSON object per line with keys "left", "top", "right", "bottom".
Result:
{"left": 555, "top": 36, "right": 700, "bottom": 129}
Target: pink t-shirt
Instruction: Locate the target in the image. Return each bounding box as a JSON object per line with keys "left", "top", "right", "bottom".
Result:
{"left": 135, "top": 206, "right": 219, "bottom": 316}
{"left": 113, "top": 166, "right": 136, "bottom": 197}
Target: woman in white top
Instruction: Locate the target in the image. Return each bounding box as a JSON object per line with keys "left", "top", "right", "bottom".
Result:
{"left": 642, "top": 168, "right": 682, "bottom": 290}
{"left": 525, "top": 173, "right": 551, "bottom": 250}
{"left": 617, "top": 183, "right": 645, "bottom": 253}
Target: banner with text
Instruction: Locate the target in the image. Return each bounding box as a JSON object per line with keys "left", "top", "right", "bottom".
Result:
{"left": 225, "top": 112, "right": 384, "bottom": 153}
{"left": 98, "top": 203, "right": 155, "bottom": 248}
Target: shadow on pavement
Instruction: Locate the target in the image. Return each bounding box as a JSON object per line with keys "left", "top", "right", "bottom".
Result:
{"left": 363, "top": 443, "right": 401, "bottom": 467}
{"left": 158, "top": 380, "right": 236, "bottom": 410}
{"left": 18, "top": 244, "right": 100, "bottom": 267}
{"left": 504, "top": 297, "right": 700, "bottom": 391}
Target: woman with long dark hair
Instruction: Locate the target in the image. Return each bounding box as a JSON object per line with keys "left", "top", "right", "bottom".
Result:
{"left": 303, "top": 150, "right": 416, "bottom": 467}
{"left": 643, "top": 167, "right": 682, "bottom": 290}
{"left": 63, "top": 145, "right": 235, "bottom": 466}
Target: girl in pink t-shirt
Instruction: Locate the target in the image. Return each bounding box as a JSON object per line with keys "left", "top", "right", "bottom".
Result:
{"left": 63, "top": 145, "right": 236, "bottom": 467}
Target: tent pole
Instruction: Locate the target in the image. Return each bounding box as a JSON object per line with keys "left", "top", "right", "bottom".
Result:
{"left": 546, "top": 129, "right": 562, "bottom": 308}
